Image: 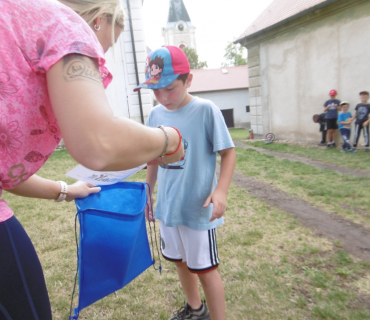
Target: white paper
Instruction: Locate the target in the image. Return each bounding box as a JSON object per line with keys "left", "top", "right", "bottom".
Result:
{"left": 65, "top": 164, "right": 146, "bottom": 185}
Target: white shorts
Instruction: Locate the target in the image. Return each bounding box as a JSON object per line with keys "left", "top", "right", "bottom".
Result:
{"left": 159, "top": 220, "right": 219, "bottom": 274}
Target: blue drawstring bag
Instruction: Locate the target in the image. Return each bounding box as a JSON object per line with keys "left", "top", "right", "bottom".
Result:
{"left": 69, "top": 181, "right": 155, "bottom": 319}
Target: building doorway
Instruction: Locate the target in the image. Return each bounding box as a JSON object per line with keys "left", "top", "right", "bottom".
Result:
{"left": 221, "top": 109, "right": 234, "bottom": 128}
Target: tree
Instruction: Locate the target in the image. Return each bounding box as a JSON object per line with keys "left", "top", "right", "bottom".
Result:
{"left": 182, "top": 47, "right": 208, "bottom": 69}
{"left": 222, "top": 42, "right": 247, "bottom": 67}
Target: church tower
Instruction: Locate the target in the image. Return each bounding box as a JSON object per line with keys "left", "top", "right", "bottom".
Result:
{"left": 162, "top": 0, "right": 196, "bottom": 49}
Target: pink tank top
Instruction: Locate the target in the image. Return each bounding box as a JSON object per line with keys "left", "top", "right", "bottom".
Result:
{"left": 0, "top": 0, "right": 113, "bottom": 222}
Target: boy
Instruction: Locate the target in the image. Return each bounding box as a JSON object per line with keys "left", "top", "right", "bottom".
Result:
{"left": 323, "top": 89, "right": 341, "bottom": 148}
{"left": 337, "top": 101, "right": 356, "bottom": 153}
{"left": 312, "top": 112, "right": 327, "bottom": 146}
{"left": 135, "top": 46, "right": 236, "bottom": 320}
{"left": 352, "top": 91, "right": 370, "bottom": 151}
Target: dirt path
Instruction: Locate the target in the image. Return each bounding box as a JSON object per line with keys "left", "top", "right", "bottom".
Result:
{"left": 226, "top": 141, "right": 370, "bottom": 262}
{"left": 234, "top": 141, "right": 370, "bottom": 178}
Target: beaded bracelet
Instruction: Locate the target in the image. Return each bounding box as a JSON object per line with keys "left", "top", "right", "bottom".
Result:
{"left": 165, "top": 127, "right": 182, "bottom": 156}
{"left": 54, "top": 181, "right": 68, "bottom": 202}
{"left": 157, "top": 125, "right": 169, "bottom": 157}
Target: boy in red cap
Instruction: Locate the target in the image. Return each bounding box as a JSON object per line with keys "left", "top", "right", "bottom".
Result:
{"left": 323, "top": 89, "right": 341, "bottom": 148}
{"left": 136, "top": 46, "right": 236, "bottom": 320}
{"left": 352, "top": 91, "right": 370, "bottom": 151}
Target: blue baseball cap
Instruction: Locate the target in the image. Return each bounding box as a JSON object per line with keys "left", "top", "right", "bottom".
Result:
{"left": 134, "top": 46, "right": 190, "bottom": 92}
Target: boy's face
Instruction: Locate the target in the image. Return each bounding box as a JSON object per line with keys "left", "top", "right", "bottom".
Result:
{"left": 153, "top": 74, "right": 193, "bottom": 110}
{"left": 341, "top": 105, "right": 349, "bottom": 113}
{"left": 360, "top": 94, "right": 369, "bottom": 103}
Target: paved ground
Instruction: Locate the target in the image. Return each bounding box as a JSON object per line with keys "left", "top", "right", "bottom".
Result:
{"left": 227, "top": 141, "right": 370, "bottom": 262}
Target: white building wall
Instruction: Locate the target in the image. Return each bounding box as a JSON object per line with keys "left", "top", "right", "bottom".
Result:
{"left": 244, "top": 0, "right": 370, "bottom": 142}
{"left": 190, "top": 89, "right": 250, "bottom": 128}
{"left": 105, "top": 0, "right": 154, "bottom": 124}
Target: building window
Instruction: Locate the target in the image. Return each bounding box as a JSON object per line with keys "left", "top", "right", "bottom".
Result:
{"left": 246, "top": 105, "right": 250, "bottom": 113}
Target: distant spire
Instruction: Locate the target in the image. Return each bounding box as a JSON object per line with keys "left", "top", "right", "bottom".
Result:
{"left": 167, "top": 0, "right": 191, "bottom": 23}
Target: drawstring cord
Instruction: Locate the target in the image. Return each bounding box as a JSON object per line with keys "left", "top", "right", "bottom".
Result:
{"left": 69, "top": 213, "right": 79, "bottom": 320}
{"left": 146, "top": 183, "right": 162, "bottom": 274}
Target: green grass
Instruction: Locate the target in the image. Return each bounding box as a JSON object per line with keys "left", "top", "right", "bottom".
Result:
{"left": 229, "top": 128, "right": 370, "bottom": 171}
{"left": 2, "top": 148, "right": 370, "bottom": 319}
{"left": 234, "top": 147, "right": 370, "bottom": 228}
{"left": 229, "top": 128, "right": 250, "bottom": 141}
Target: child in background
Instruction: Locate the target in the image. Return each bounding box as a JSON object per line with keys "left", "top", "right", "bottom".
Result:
{"left": 324, "top": 89, "right": 341, "bottom": 148}
{"left": 352, "top": 91, "right": 370, "bottom": 152}
{"left": 313, "top": 112, "right": 327, "bottom": 146}
{"left": 337, "top": 101, "right": 356, "bottom": 153}
{"left": 135, "top": 46, "right": 236, "bottom": 320}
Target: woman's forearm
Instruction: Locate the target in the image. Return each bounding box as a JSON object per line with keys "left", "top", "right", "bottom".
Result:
{"left": 6, "top": 175, "right": 62, "bottom": 200}
{"left": 47, "top": 55, "right": 183, "bottom": 171}
{"left": 7, "top": 175, "right": 101, "bottom": 202}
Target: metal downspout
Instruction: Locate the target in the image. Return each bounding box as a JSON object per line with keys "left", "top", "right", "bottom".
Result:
{"left": 126, "top": 0, "right": 144, "bottom": 124}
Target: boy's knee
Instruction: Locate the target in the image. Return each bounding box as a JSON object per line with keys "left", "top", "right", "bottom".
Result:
{"left": 198, "top": 268, "right": 219, "bottom": 281}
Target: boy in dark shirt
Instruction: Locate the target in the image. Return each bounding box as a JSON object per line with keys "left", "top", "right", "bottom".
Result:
{"left": 313, "top": 113, "right": 327, "bottom": 146}
{"left": 323, "top": 89, "right": 341, "bottom": 148}
{"left": 352, "top": 91, "right": 370, "bottom": 151}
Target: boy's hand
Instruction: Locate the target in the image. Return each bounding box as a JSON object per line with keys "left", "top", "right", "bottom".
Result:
{"left": 203, "top": 190, "right": 227, "bottom": 222}
{"left": 145, "top": 199, "right": 155, "bottom": 222}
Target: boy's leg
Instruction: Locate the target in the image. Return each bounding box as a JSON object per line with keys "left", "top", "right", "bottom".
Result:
{"left": 326, "top": 129, "right": 332, "bottom": 144}
{"left": 353, "top": 124, "right": 361, "bottom": 148}
{"left": 322, "top": 130, "right": 327, "bottom": 143}
{"left": 159, "top": 222, "right": 205, "bottom": 315}
{"left": 198, "top": 269, "right": 225, "bottom": 320}
{"left": 364, "top": 124, "right": 369, "bottom": 148}
{"left": 332, "top": 129, "right": 337, "bottom": 146}
{"left": 340, "top": 129, "right": 351, "bottom": 150}
{"left": 174, "top": 261, "right": 202, "bottom": 309}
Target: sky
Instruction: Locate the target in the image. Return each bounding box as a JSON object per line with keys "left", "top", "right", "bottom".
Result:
{"left": 142, "top": 0, "right": 275, "bottom": 69}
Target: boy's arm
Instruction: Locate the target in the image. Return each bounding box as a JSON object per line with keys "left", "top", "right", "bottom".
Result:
{"left": 323, "top": 103, "right": 331, "bottom": 112}
{"left": 203, "top": 147, "right": 236, "bottom": 222}
{"left": 145, "top": 164, "right": 159, "bottom": 221}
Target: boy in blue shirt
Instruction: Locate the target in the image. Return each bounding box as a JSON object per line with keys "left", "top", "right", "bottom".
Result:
{"left": 135, "top": 46, "right": 236, "bottom": 320}
{"left": 337, "top": 101, "right": 356, "bottom": 153}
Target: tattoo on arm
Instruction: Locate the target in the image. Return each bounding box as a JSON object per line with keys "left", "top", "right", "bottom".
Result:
{"left": 63, "top": 54, "right": 102, "bottom": 83}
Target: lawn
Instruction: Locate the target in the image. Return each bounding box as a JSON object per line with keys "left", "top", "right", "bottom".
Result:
{"left": 2, "top": 145, "right": 370, "bottom": 319}
{"left": 229, "top": 128, "right": 370, "bottom": 171}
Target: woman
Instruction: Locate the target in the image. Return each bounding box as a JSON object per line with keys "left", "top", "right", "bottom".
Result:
{"left": 0, "top": 0, "right": 183, "bottom": 319}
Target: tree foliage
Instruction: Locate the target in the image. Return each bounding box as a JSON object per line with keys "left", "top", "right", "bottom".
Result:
{"left": 182, "top": 47, "right": 208, "bottom": 69}
{"left": 222, "top": 42, "right": 247, "bottom": 67}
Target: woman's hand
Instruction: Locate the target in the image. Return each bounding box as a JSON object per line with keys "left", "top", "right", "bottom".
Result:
{"left": 66, "top": 180, "right": 101, "bottom": 202}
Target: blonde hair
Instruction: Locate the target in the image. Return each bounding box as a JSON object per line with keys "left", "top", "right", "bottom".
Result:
{"left": 58, "top": 0, "right": 124, "bottom": 42}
